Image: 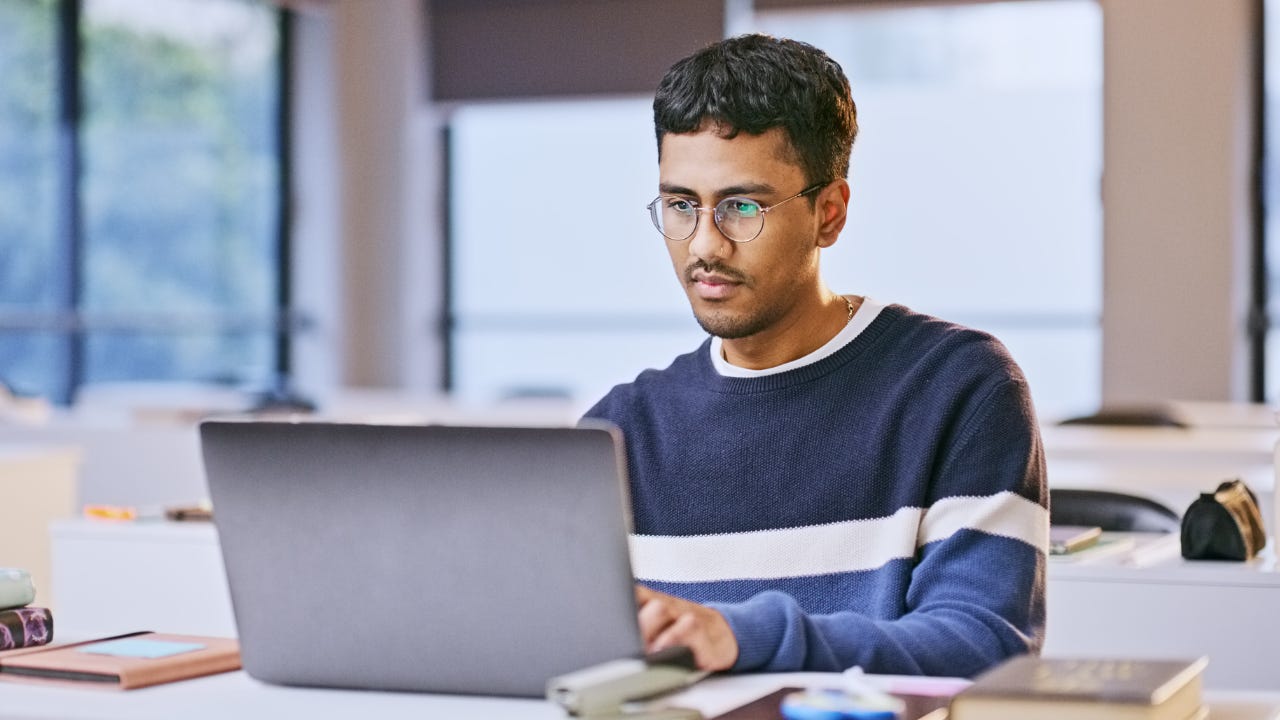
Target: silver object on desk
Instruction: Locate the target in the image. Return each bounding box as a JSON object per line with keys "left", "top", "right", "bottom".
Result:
{"left": 547, "top": 649, "right": 707, "bottom": 720}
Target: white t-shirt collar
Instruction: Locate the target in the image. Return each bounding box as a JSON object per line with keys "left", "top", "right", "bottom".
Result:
{"left": 710, "top": 296, "right": 887, "bottom": 378}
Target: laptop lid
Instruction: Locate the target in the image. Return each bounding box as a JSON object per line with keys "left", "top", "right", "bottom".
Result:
{"left": 200, "top": 421, "right": 643, "bottom": 697}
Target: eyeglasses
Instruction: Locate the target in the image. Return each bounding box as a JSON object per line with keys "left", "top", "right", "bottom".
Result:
{"left": 646, "top": 182, "right": 827, "bottom": 243}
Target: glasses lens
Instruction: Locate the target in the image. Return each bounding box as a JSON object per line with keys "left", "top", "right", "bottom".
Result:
{"left": 650, "top": 197, "right": 697, "bottom": 240}
{"left": 715, "top": 197, "right": 764, "bottom": 242}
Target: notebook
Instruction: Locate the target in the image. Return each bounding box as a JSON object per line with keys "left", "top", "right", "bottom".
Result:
{"left": 199, "top": 420, "right": 643, "bottom": 697}
{"left": 0, "top": 632, "right": 240, "bottom": 689}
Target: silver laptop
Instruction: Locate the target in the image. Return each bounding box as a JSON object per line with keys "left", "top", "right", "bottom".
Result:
{"left": 200, "top": 420, "right": 643, "bottom": 697}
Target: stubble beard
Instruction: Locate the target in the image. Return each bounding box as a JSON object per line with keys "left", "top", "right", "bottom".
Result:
{"left": 691, "top": 298, "right": 788, "bottom": 339}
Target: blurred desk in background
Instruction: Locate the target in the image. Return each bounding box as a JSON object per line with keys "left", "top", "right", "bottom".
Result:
{"left": 49, "top": 518, "right": 233, "bottom": 640}
{"left": 50, "top": 521, "right": 1280, "bottom": 690}
{"left": 1042, "top": 413, "right": 1280, "bottom": 691}
{"left": 1044, "top": 531, "right": 1280, "bottom": 690}
{"left": 1041, "top": 423, "right": 1280, "bottom": 538}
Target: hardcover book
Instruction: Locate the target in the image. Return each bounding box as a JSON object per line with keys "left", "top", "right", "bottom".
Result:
{"left": 0, "top": 631, "right": 240, "bottom": 689}
{"left": 0, "top": 607, "right": 53, "bottom": 651}
{"left": 949, "top": 655, "right": 1209, "bottom": 720}
{"left": 0, "top": 568, "right": 36, "bottom": 610}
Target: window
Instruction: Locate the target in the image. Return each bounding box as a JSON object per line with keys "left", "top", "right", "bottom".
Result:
{"left": 0, "top": 0, "right": 285, "bottom": 404}
{"left": 448, "top": 1, "right": 1102, "bottom": 421}
{"left": 0, "top": 0, "right": 63, "bottom": 400}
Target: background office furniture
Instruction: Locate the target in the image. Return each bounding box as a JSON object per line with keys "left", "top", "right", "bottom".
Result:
{"left": 27, "top": 408, "right": 1280, "bottom": 692}
{"left": 0, "top": 389, "right": 582, "bottom": 511}
{"left": 1044, "top": 532, "right": 1280, "bottom": 689}
{"left": 0, "top": 445, "right": 78, "bottom": 607}
{"left": 1058, "top": 404, "right": 1188, "bottom": 427}
{"left": 0, "top": 421, "right": 204, "bottom": 509}
{"left": 1049, "top": 488, "right": 1182, "bottom": 532}
{"left": 49, "top": 519, "right": 234, "bottom": 639}
{"left": 14, "top": 402, "right": 1270, "bottom": 537}
{"left": 1041, "top": 422, "right": 1279, "bottom": 542}
{"left": 51, "top": 521, "right": 1280, "bottom": 691}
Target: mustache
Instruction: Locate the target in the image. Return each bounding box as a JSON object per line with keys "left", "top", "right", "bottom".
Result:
{"left": 684, "top": 260, "right": 749, "bottom": 285}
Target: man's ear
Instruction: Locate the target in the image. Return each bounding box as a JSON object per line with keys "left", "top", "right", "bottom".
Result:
{"left": 816, "top": 179, "right": 851, "bottom": 248}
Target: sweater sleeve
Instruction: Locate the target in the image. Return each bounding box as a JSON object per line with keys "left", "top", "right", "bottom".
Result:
{"left": 709, "top": 377, "right": 1048, "bottom": 677}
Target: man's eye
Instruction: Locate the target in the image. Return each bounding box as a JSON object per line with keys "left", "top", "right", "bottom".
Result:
{"left": 666, "top": 198, "right": 696, "bottom": 214}
{"left": 726, "top": 200, "right": 761, "bottom": 217}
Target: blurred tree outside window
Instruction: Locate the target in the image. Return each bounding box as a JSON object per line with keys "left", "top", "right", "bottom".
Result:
{"left": 0, "top": 0, "right": 65, "bottom": 400}
{"left": 0, "top": 0, "right": 284, "bottom": 405}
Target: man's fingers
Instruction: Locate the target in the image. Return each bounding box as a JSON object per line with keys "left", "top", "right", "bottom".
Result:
{"left": 649, "top": 612, "right": 700, "bottom": 655}
{"left": 652, "top": 610, "right": 737, "bottom": 672}
{"left": 632, "top": 586, "right": 739, "bottom": 671}
{"left": 636, "top": 595, "right": 673, "bottom": 645}
{"left": 651, "top": 614, "right": 725, "bottom": 672}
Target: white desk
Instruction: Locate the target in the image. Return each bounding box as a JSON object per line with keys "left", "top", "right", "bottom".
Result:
{"left": 50, "top": 519, "right": 235, "bottom": 639}
{"left": 1044, "top": 532, "right": 1280, "bottom": 690}
{"left": 1037, "top": 422, "right": 1280, "bottom": 690}
{"left": 0, "top": 670, "right": 1276, "bottom": 720}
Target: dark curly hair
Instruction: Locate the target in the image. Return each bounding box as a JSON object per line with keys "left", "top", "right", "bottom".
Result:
{"left": 654, "top": 34, "right": 858, "bottom": 187}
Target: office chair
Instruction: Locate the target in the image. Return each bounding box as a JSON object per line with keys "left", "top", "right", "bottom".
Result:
{"left": 1057, "top": 403, "right": 1187, "bottom": 428}
{"left": 1049, "top": 488, "right": 1182, "bottom": 533}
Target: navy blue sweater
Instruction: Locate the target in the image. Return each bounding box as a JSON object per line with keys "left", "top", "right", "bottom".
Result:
{"left": 585, "top": 303, "right": 1047, "bottom": 677}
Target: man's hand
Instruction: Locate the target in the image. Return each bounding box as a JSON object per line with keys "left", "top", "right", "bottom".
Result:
{"left": 635, "top": 585, "right": 738, "bottom": 672}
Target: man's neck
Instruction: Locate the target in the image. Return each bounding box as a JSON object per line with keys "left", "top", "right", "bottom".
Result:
{"left": 721, "top": 293, "right": 862, "bottom": 370}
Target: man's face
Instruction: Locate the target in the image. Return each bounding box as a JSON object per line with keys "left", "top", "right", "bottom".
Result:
{"left": 657, "top": 126, "right": 825, "bottom": 339}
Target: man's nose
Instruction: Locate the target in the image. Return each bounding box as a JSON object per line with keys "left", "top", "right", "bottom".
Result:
{"left": 686, "top": 208, "right": 733, "bottom": 262}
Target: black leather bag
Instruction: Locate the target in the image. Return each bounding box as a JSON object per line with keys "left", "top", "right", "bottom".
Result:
{"left": 1180, "top": 479, "right": 1267, "bottom": 561}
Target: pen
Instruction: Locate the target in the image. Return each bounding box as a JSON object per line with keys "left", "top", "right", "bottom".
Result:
{"left": 83, "top": 505, "right": 162, "bottom": 521}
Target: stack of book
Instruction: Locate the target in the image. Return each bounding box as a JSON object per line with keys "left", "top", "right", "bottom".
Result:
{"left": 0, "top": 568, "right": 53, "bottom": 651}
{"left": 2, "top": 566, "right": 238, "bottom": 690}
{"left": 949, "top": 655, "right": 1209, "bottom": 720}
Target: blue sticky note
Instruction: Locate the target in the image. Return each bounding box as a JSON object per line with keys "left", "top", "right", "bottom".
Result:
{"left": 77, "top": 638, "right": 205, "bottom": 659}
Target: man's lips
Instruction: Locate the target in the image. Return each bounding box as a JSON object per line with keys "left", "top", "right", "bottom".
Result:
{"left": 691, "top": 271, "right": 739, "bottom": 286}
{"left": 689, "top": 269, "right": 744, "bottom": 300}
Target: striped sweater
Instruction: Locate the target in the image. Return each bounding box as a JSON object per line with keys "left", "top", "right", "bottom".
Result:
{"left": 584, "top": 302, "right": 1047, "bottom": 677}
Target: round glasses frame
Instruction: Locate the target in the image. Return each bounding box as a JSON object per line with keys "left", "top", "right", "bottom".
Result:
{"left": 646, "top": 182, "right": 827, "bottom": 243}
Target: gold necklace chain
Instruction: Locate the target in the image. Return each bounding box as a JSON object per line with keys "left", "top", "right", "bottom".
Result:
{"left": 842, "top": 295, "right": 854, "bottom": 323}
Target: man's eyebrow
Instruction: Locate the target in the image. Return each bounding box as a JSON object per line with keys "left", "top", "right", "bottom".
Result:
{"left": 658, "top": 182, "right": 698, "bottom": 196}
{"left": 719, "top": 183, "right": 776, "bottom": 197}
{"left": 657, "top": 182, "right": 778, "bottom": 198}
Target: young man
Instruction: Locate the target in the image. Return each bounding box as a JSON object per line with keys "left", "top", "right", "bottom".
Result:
{"left": 584, "top": 35, "right": 1047, "bottom": 678}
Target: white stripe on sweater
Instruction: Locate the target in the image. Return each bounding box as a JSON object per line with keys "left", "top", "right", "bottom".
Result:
{"left": 918, "top": 492, "right": 1049, "bottom": 550}
{"left": 629, "top": 491, "right": 1047, "bottom": 583}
